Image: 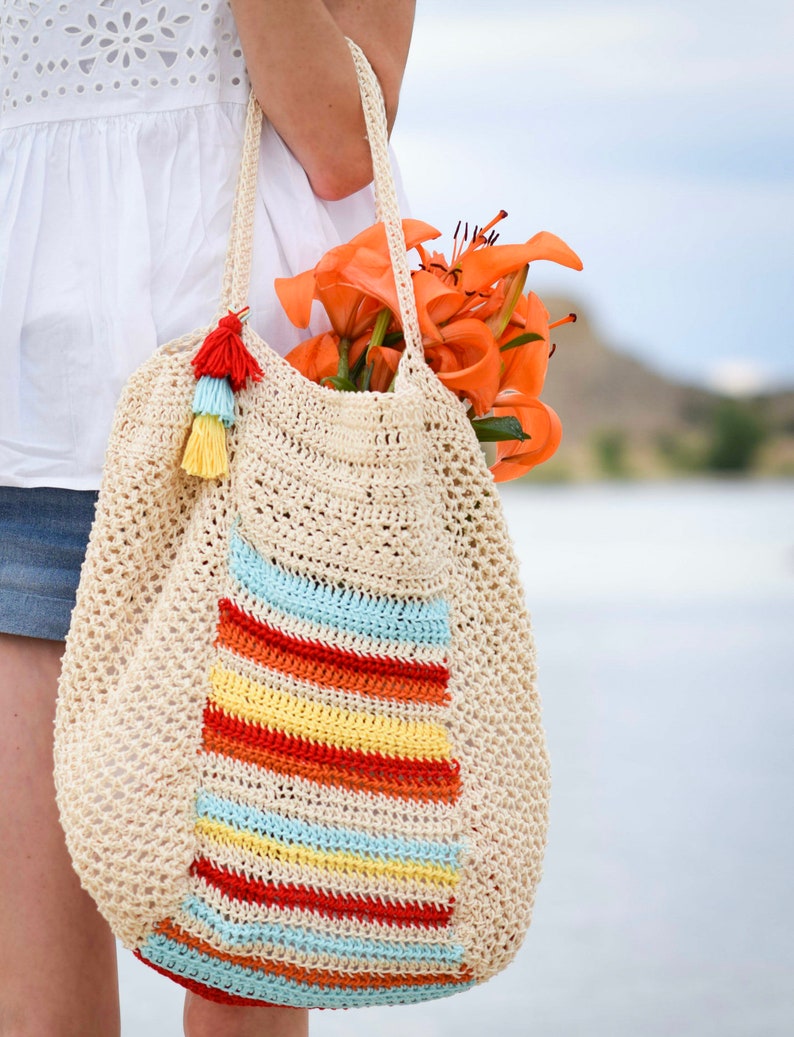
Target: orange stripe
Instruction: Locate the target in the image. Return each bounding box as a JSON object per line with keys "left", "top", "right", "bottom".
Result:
{"left": 202, "top": 728, "right": 462, "bottom": 804}
{"left": 155, "top": 919, "right": 472, "bottom": 990}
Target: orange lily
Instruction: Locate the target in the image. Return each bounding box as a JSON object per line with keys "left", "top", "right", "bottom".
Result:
{"left": 275, "top": 243, "right": 384, "bottom": 339}
{"left": 331, "top": 247, "right": 402, "bottom": 327}
{"left": 459, "top": 232, "right": 583, "bottom": 294}
{"left": 485, "top": 291, "right": 563, "bottom": 481}
{"left": 274, "top": 268, "right": 317, "bottom": 329}
{"left": 494, "top": 292, "right": 551, "bottom": 404}
{"left": 348, "top": 218, "right": 442, "bottom": 254}
{"left": 284, "top": 332, "right": 340, "bottom": 384}
{"left": 423, "top": 318, "right": 501, "bottom": 416}
{"left": 275, "top": 219, "right": 441, "bottom": 334}
{"left": 356, "top": 342, "right": 404, "bottom": 392}
{"left": 490, "top": 399, "right": 563, "bottom": 482}
{"left": 410, "top": 269, "right": 467, "bottom": 338}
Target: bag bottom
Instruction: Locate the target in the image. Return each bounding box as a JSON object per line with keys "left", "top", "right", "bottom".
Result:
{"left": 133, "top": 940, "right": 475, "bottom": 1010}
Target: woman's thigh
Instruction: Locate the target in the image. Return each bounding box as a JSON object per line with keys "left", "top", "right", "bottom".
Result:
{"left": 0, "top": 633, "right": 120, "bottom": 1037}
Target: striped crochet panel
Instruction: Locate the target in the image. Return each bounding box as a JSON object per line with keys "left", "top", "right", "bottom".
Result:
{"left": 135, "top": 520, "right": 474, "bottom": 1008}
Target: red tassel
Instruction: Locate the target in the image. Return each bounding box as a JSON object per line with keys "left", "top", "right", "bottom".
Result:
{"left": 192, "top": 307, "right": 262, "bottom": 392}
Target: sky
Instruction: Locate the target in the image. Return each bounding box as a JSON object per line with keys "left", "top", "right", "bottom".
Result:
{"left": 392, "top": 0, "right": 794, "bottom": 393}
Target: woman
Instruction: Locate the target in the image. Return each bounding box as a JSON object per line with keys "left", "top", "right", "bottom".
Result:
{"left": 0, "top": 2, "right": 415, "bottom": 1034}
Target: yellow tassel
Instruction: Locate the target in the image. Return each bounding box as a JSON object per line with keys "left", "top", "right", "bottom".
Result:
{"left": 181, "top": 413, "right": 228, "bottom": 479}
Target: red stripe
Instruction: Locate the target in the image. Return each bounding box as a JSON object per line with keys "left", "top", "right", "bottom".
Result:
{"left": 191, "top": 858, "right": 454, "bottom": 929}
{"left": 217, "top": 598, "right": 449, "bottom": 696}
{"left": 202, "top": 703, "right": 460, "bottom": 786}
{"left": 202, "top": 728, "right": 461, "bottom": 803}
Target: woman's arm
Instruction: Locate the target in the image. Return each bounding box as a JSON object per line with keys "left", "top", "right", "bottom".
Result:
{"left": 228, "top": 0, "right": 416, "bottom": 201}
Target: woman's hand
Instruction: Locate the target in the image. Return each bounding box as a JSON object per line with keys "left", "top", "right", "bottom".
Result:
{"left": 228, "top": 0, "right": 416, "bottom": 201}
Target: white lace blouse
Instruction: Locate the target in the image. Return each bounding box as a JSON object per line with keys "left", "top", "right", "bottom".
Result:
{"left": 0, "top": 0, "right": 395, "bottom": 488}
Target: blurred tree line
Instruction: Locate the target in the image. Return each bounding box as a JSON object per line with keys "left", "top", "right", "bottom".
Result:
{"left": 591, "top": 398, "right": 769, "bottom": 479}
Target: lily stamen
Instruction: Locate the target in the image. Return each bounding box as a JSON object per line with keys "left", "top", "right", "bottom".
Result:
{"left": 548, "top": 313, "right": 577, "bottom": 329}
{"left": 479, "top": 210, "right": 508, "bottom": 236}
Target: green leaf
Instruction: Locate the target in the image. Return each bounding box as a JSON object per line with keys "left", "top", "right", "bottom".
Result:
{"left": 499, "top": 331, "right": 544, "bottom": 352}
{"left": 321, "top": 375, "right": 359, "bottom": 392}
{"left": 470, "top": 415, "right": 530, "bottom": 442}
{"left": 349, "top": 347, "right": 368, "bottom": 383}
{"left": 487, "top": 264, "right": 528, "bottom": 339}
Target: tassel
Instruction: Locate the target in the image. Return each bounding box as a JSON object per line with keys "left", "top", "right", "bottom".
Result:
{"left": 192, "top": 375, "right": 236, "bottom": 428}
{"left": 191, "top": 306, "right": 262, "bottom": 392}
{"left": 181, "top": 413, "right": 228, "bottom": 479}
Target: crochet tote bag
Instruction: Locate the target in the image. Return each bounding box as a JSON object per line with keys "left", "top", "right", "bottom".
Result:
{"left": 54, "top": 41, "right": 550, "bottom": 1010}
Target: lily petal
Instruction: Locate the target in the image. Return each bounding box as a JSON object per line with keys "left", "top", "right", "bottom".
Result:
{"left": 284, "top": 332, "right": 340, "bottom": 384}
{"left": 459, "top": 243, "right": 540, "bottom": 294}
{"left": 334, "top": 247, "right": 402, "bottom": 328}
{"left": 459, "top": 233, "right": 582, "bottom": 294}
{"left": 524, "top": 231, "right": 583, "bottom": 271}
{"left": 496, "top": 291, "right": 551, "bottom": 400}
{"left": 425, "top": 319, "right": 501, "bottom": 416}
{"left": 349, "top": 218, "right": 442, "bottom": 255}
{"left": 274, "top": 268, "right": 317, "bottom": 329}
{"left": 411, "top": 269, "right": 467, "bottom": 338}
{"left": 367, "top": 344, "right": 404, "bottom": 392}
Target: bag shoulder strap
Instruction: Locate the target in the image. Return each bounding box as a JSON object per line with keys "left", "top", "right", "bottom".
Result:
{"left": 213, "top": 38, "right": 424, "bottom": 383}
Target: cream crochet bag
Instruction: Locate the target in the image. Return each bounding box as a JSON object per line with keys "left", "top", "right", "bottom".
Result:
{"left": 54, "top": 41, "right": 550, "bottom": 1009}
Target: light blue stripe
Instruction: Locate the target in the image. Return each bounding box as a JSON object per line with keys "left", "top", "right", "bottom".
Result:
{"left": 181, "top": 895, "right": 466, "bottom": 966}
{"left": 140, "top": 936, "right": 474, "bottom": 1008}
{"left": 228, "top": 526, "right": 450, "bottom": 646}
{"left": 195, "top": 790, "right": 464, "bottom": 868}
{"left": 192, "top": 375, "right": 236, "bottom": 427}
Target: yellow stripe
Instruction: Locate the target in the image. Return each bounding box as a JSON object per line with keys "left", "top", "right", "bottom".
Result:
{"left": 208, "top": 664, "right": 452, "bottom": 761}
{"left": 195, "top": 817, "right": 460, "bottom": 889}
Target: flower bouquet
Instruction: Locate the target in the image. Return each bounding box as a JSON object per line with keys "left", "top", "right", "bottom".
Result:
{"left": 276, "top": 211, "right": 581, "bottom": 483}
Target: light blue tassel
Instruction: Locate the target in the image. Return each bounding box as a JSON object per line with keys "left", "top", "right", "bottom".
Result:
{"left": 192, "top": 375, "right": 236, "bottom": 428}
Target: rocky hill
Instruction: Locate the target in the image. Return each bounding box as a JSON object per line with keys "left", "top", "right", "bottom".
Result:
{"left": 529, "top": 295, "right": 794, "bottom": 480}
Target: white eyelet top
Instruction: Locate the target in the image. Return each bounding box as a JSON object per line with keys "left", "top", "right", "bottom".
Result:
{"left": 0, "top": 0, "right": 401, "bottom": 488}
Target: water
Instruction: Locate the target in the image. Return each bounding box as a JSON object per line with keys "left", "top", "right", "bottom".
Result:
{"left": 118, "top": 481, "right": 794, "bottom": 1036}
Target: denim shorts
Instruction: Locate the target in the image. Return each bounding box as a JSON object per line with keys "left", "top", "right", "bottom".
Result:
{"left": 0, "top": 486, "right": 99, "bottom": 641}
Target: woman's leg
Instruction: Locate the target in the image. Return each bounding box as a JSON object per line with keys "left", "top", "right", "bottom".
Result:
{"left": 0, "top": 633, "right": 120, "bottom": 1037}
{"left": 183, "top": 993, "right": 309, "bottom": 1037}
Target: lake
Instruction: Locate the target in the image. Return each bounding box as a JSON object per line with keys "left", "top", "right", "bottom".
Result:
{"left": 118, "top": 480, "right": 794, "bottom": 1036}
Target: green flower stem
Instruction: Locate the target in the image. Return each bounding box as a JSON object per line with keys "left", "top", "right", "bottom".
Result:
{"left": 367, "top": 308, "right": 393, "bottom": 362}
{"left": 337, "top": 336, "right": 351, "bottom": 380}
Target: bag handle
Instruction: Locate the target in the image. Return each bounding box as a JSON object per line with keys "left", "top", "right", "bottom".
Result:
{"left": 211, "top": 39, "right": 425, "bottom": 383}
